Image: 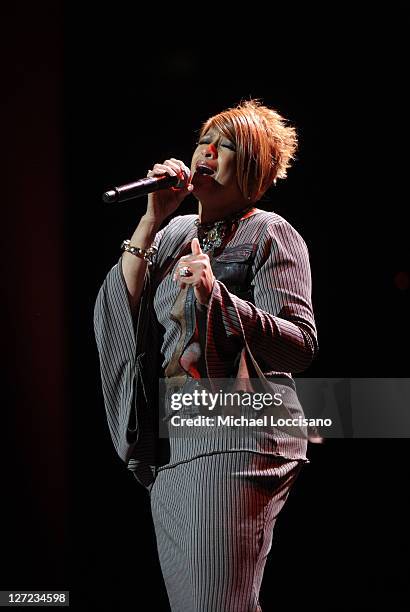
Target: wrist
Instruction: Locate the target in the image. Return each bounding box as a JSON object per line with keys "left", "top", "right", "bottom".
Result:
{"left": 141, "top": 213, "right": 164, "bottom": 229}
{"left": 121, "top": 240, "right": 158, "bottom": 266}
{"left": 196, "top": 279, "right": 215, "bottom": 308}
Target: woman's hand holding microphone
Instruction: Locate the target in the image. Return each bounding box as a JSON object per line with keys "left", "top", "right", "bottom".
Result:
{"left": 144, "top": 158, "right": 193, "bottom": 225}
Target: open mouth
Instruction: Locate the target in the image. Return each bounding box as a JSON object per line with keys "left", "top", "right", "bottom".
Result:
{"left": 196, "top": 164, "right": 215, "bottom": 176}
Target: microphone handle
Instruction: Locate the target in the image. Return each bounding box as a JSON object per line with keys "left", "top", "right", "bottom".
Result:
{"left": 102, "top": 174, "right": 179, "bottom": 203}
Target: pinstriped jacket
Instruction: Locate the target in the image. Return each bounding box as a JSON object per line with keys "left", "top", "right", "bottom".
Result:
{"left": 94, "top": 210, "right": 318, "bottom": 488}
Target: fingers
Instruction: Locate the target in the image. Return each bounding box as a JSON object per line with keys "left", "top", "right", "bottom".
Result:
{"left": 173, "top": 258, "right": 211, "bottom": 290}
{"left": 169, "top": 158, "right": 191, "bottom": 181}
{"left": 173, "top": 260, "right": 199, "bottom": 281}
{"left": 147, "top": 163, "right": 177, "bottom": 178}
{"left": 178, "top": 252, "right": 207, "bottom": 266}
{"left": 147, "top": 158, "right": 191, "bottom": 182}
{"left": 191, "top": 237, "right": 202, "bottom": 256}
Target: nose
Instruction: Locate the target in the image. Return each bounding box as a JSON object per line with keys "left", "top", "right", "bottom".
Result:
{"left": 204, "top": 143, "right": 217, "bottom": 159}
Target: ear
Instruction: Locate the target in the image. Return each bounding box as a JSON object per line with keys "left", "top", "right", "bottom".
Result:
{"left": 191, "top": 237, "right": 202, "bottom": 255}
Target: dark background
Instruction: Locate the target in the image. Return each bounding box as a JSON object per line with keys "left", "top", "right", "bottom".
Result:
{"left": 2, "top": 3, "right": 409, "bottom": 610}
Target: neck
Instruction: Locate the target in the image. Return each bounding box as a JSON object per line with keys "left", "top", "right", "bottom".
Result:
{"left": 198, "top": 201, "right": 253, "bottom": 224}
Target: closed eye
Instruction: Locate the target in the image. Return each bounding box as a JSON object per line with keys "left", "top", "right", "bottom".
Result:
{"left": 196, "top": 140, "right": 236, "bottom": 151}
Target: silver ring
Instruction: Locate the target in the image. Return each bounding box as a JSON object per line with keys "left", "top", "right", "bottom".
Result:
{"left": 179, "top": 266, "right": 192, "bottom": 277}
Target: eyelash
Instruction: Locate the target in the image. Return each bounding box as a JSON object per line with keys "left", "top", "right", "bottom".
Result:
{"left": 197, "top": 140, "right": 236, "bottom": 151}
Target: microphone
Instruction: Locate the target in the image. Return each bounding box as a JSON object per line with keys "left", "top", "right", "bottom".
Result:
{"left": 102, "top": 169, "right": 189, "bottom": 204}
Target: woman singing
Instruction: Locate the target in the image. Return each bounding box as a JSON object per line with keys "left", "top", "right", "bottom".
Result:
{"left": 94, "top": 99, "right": 318, "bottom": 611}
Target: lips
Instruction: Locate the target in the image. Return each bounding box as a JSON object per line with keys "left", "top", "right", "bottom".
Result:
{"left": 196, "top": 162, "right": 216, "bottom": 176}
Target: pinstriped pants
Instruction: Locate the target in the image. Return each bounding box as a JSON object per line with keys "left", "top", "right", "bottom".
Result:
{"left": 150, "top": 451, "right": 304, "bottom": 612}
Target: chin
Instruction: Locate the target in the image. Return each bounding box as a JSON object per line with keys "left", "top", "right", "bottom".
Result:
{"left": 191, "top": 183, "right": 212, "bottom": 200}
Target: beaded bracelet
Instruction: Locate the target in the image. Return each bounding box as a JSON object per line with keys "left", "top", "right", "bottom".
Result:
{"left": 120, "top": 240, "right": 158, "bottom": 266}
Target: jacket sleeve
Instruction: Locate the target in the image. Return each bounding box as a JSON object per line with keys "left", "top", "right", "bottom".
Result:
{"left": 93, "top": 257, "right": 141, "bottom": 463}
{"left": 93, "top": 221, "right": 169, "bottom": 466}
{"left": 206, "top": 218, "right": 318, "bottom": 374}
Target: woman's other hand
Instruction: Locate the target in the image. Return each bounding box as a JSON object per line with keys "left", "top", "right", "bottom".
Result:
{"left": 173, "top": 238, "right": 215, "bottom": 306}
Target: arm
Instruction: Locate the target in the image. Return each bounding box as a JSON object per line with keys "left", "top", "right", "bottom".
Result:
{"left": 121, "top": 157, "right": 193, "bottom": 315}
{"left": 121, "top": 215, "right": 163, "bottom": 315}
{"left": 206, "top": 219, "right": 318, "bottom": 374}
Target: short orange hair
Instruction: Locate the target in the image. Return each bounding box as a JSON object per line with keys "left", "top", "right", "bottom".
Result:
{"left": 200, "top": 99, "right": 298, "bottom": 202}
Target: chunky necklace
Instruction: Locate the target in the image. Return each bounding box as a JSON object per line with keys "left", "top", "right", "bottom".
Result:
{"left": 195, "top": 205, "right": 255, "bottom": 253}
